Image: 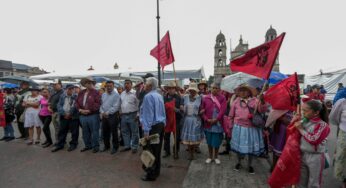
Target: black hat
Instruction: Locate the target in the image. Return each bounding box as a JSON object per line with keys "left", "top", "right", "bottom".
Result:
{"left": 142, "top": 73, "right": 155, "bottom": 79}
{"left": 311, "top": 84, "right": 321, "bottom": 89}
{"left": 65, "top": 84, "right": 75, "bottom": 89}
{"left": 29, "top": 86, "right": 41, "bottom": 91}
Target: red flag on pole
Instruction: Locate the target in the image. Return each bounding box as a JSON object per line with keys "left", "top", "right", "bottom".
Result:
{"left": 164, "top": 100, "right": 176, "bottom": 133}
{"left": 230, "top": 33, "right": 286, "bottom": 79}
{"left": 150, "top": 31, "right": 175, "bottom": 70}
{"left": 264, "top": 72, "right": 300, "bottom": 111}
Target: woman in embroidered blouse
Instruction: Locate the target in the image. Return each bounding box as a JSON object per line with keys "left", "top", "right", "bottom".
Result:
{"left": 23, "top": 87, "right": 43, "bottom": 145}
{"left": 230, "top": 84, "right": 267, "bottom": 174}
{"left": 294, "top": 99, "right": 330, "bottom": 188}
{"left": 181, "top": 83, "right": 203, "bottom": 160}
{"left": 201, "top": 83, "right": 226, "bottom": 165}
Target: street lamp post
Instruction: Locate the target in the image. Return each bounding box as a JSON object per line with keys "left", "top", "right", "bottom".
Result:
{"left": 156, "top": 0, "right": 161, "bottom": 87}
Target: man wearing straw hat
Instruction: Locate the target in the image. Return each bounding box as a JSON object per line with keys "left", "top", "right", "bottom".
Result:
{"left": 163, "top": 81, "right": 183, "bottom": 159}
{"left": 140, "top": 77, "right": 166, "bottom": 181}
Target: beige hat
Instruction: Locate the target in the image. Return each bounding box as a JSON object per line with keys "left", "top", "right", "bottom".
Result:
{"left": 187, "top": 82, "right": 199, "bottom": 92}
{"left": 141, "top": 150, "right": 156, "bottom": 168}
{"left": 198, "top": 80, "right": 208, "bottom": 87}
{"left": 236, "top": 84, "right": 257, "bottom": 96}
{"left": 80, "top": 77, "right": 96, "bottom": 87}
{"left": 164, "top": 81, "right": 178, "bottom": 89}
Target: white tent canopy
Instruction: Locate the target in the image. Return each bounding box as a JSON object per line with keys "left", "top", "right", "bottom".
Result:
{"left": 305, "top": 68, "right": 346, "bottom": 100}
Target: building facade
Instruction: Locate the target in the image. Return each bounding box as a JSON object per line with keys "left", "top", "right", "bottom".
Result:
{"left": 0, "top": 60, "right": 47, "bottom": 77}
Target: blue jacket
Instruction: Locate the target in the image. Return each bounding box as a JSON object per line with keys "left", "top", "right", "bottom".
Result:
{"left": 57, "top": 93, "right": 79, "bottom": 119}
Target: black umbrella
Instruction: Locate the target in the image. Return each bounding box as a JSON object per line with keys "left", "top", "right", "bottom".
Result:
{"left": 0, "top": 76, "right": 38, "bottom": 86}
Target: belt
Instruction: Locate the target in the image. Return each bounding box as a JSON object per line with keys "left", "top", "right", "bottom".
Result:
{"left": 121, "top": 111, "right": 137, "bottom": 116}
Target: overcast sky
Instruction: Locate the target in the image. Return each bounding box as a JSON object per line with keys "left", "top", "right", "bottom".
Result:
{"left": 0, "top": 0, "right": 345, "bottom": 77}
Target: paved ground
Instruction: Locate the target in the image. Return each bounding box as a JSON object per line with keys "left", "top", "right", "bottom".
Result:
{"left": 0, "top": 123, "right": 342, "bottom": 188}
{"left": 0, "top": 124, "right": 189, "bottom": 188}
{"left": 183, "top": 125, "right": 341, "bottom": 188}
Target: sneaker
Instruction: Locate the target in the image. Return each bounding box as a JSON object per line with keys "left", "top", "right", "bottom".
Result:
{"left": 205, "top": 158, "right": 212, "bottom": 164}
{"left": 248, "top": 166, "right": 255, "bottom": 174}
{"left": 214, "top": 158, "right": 221, "bottom": 165}
{"left": 234, "top": 163, "right": 241, "bottom": 171}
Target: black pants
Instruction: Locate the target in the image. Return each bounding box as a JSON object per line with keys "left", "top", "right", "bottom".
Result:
{"left": 56, "top": 117, "right": 79, "bottom": 148}
{"left": 102, "top": 114, "right": 119, "bottom": 149}
{"left": 16, "top": 113, "right": 28, "bottom": 138}
{"left": 163, "top": 117, "right": 182, "bottom": 154}
{"left": 39, "top": 115, "right": 52, "bottom": 143}
{"left": 142, "top": 123, "right": 164, "bottom": 179}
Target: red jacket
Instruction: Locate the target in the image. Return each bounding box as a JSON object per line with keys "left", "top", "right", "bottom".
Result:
{"left": 76, "top": 88, "right": 101, "bottom": 115}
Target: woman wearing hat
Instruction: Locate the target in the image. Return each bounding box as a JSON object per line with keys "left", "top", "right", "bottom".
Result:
{"left": 198, "top": 80, "right": 209, "bottom": 96}
{"left": 230, "top": 84, "right": 267, "bottom": 174}
{"left": 23, "top": 87, "right": 43, "bottom": 145}
{"left": 200, "top": 82, "right": 227, "bottom": 164}
{"left": 181, "top": 83, "right": 204, "bottom": 160}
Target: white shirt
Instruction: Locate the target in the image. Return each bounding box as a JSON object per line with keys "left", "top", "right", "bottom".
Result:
{"left": 120, "top": 89, "right": 139, "bottom": 114}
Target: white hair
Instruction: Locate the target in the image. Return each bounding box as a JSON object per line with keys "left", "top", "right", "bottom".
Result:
{"left": 146, "top": 77, "right": 158, "bottom": 90}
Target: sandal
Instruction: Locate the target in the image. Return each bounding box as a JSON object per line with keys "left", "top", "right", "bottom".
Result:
{"left": 35, "top": 140, "right": 40, "bottom": 145}
{"left": 26, "top": 140, "right": 33, "bottom": 145}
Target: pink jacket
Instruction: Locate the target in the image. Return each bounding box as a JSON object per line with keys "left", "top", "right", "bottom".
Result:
{"left": 201, "top": 94, "right": 227, "bottom": 128}
{"left": 229, "top": 97, "right": 267, "bottom": 128}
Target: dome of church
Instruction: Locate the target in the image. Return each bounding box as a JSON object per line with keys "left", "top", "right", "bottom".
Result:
{"left": 266, "top": 25, "right": 277, "bottom": 37}
{"left": 234, "top": 35, "right": 247, "bottom": 52}
{"left": 216, "top": 31, "right": 225, "bottom": 41}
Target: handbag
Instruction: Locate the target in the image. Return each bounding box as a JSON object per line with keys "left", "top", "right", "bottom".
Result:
{"left": 247, "top": 105, "right": 266, "bottom": 129}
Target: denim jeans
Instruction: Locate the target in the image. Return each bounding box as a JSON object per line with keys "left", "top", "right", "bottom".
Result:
{"left": 121, "top": 113, "right": 139, "bottom": 149}
{"left": 4, "top": 123, "right": 14, "bottom": 137}
{"left": 80, "top": 114, "right": 100, "bottom": 149}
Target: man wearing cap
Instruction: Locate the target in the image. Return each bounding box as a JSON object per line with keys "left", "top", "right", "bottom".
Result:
{"left": 76, "top": 77, "right": 101, "bottom": 153}
{"left": 303, "top": 84, "right": 325, "bottom": 103}
{"left": 14, "top": 81, "right": 30, "bottom": 139}
{"left": 48, "top": 79, "right": 64, "bottom": 143}
{"left": 120, "top": 79, "right": 140, "bottom": 153}
{"left": 51, "top": 84, "right": 79, "bottom": 152}
{"left": 140, "top": 77, "right": 166, "bottom": 181}
{"left": 163, "top": 81, "right": 183, "bottom": 159}
{"left": 100, "top": 81, "right": 121, "bottom": 154}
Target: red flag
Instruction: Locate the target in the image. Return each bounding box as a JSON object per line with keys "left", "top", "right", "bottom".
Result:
{"left": 164, "top": 100, "right": 176, "bottom": 133}
{"left": 264, "top": 72, "right": 300, "bottom": 111}
{"left": 150, "top": 31, "right": 175, "bottom": 70}
{"left": 268, "top": 122, "right": 301, "bottom": 187}
{"left": 230, "top": 33, "right": 285, "bottom": 79}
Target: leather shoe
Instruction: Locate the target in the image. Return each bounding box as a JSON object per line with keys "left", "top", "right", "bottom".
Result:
{"left": 92, "top": 148, "right": 99, "bottom": 153}
{"left": 0, "top": 137, "right": 8, "bottom": 141}
{"left": 67, "top": 146, "right": 77, "bottom": 152}
{"left": 132, "top": 149, "right": 138, "bottom": 154}
{"left": 100, "top": 147, "right": 109, "bottom": 152}
{"left": 110, "top": 148, "right": 118, "bottom": 155}
{"left": 162, "top": 152, "right": 171, "bottom": 158}
{"left": 141, "top": 175, "right": 156, "bottom": 181}
{"left": 43, "top": 143, "right": 52, "bottom": 148}
{"left": 5, "top": 137, "right": 15, "bottom": 142}
{"left": 120, "top": 147, "right": 131, "bottom": 152}
{"left": 80, "top": 147, "right": 91, "bottom": 152}
{"left": 51, "top": 147, "right": 63, "bottom": 152}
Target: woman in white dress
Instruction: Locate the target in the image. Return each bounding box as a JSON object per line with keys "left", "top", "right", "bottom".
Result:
{"left": 23, "top": 87, "right": 43, "bottom": 145}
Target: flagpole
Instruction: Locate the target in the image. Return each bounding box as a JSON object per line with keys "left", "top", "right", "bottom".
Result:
{"left": 172, "top": 61, "right": 178, "bottom": 159}
{"left": 156, "top": 0, "right": 162, "bottom": 87}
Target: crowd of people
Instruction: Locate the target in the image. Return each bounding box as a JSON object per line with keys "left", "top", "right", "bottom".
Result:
{"left": 1, "top": 74, "right": 346, "bottom": 187}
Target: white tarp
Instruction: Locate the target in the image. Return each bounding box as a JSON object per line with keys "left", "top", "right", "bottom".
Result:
{"left": 305, "top": 68, "right": 346, "bottom": 100}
